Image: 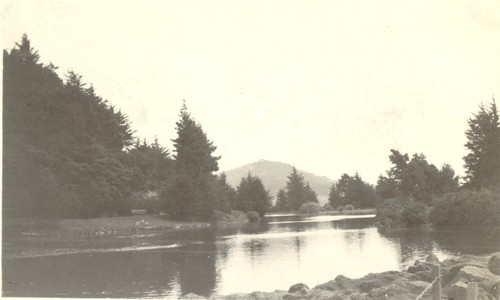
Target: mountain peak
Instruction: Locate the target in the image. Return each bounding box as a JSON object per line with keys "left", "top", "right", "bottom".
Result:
{"left": 222, "top": 160, "right": 333, "bottom": 204}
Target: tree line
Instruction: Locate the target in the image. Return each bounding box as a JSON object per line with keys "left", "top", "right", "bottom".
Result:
{"left": 3, "top": 35, "right": 273, "bottom": 220}
{"left": 374, "top": 101, "right": 499, "bottom": 229}
{"left": 4, "top": 34, "right": 499, "bottom": 226}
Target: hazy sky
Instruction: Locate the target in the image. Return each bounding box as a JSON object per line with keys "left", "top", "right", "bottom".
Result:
{"left": 3, "top": 0, "right": 500, "bottom": 184}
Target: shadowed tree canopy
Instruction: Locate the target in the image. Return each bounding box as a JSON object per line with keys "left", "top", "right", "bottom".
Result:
{"left": 172, "top": 101, "right": 220, "bottom": 178}
{"left": 235, "top": 173, "right": 272, "bottom": 217}
{"left": 376, "top": 149, "right": 458, "bottom": 203}
{"left": 2, "top": 35, "right": 147, "bottom": 218}
{"left": 329, "top": 173, "right": 377, "bottom": 209}
{"left": 463, "top": 99, "right": 500, "bottom": 189}
{"left": 163, "top": 102, "right": 221, "bottom": 221}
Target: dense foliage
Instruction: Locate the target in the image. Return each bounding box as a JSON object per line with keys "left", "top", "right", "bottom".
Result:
{"left": 3, "top": 35, "right": 137, "bottom": 218}
{"left": 4, "top": 34, "right": 498, "bottom": 226}
{"left": 329, "top": 173, "right": 377, "bottom": 209}
{"left": 280, "top": 167, "right": 319, "bottom": 211}
{"left": 376, "top": 100, "right": 499, "bottom": 229}
{"left": 235, "top": 174, "right": 272, "bottom": 217}
{"left": 430, "top": 188, "right": 500, "bottom": 228}
{"left": 299, "top": 202, "right": 322, "bottom": 214}
{"left": 162, "top": 102, "right": 223, "bottom": 221}
{"left": 376, "top": 150, "right": 459, "bottom": 204}
{"left": 463, "top": 100, "right": 500, "bottom": 189}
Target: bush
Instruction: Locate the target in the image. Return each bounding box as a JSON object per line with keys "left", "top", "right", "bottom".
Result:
{"left": 430, "top": 188, "right": 500, "bottom": 228}
{"left": 344, "top": 204, "right": 355, "bottom": 211}
{"left": 246, "top": 211, "right": 261, "bottom": 222}
{"left": 299, "top": 202, "right": 322, "bottom": 215}
{"left": 323, "top": 204, "right": 333, "bottom": 211}
{"left": 376, "top": 196, "right": 428, "bottom": 228}
{"left": 400, "top": 201, "right": 428, "bottom": 227}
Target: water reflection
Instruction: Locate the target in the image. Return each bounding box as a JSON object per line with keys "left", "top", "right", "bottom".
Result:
{"left": 4, "top": 214, "right": 498, "bottom": 298}
{"left": 3, "top": 228, "right": 218, "bottom": 298}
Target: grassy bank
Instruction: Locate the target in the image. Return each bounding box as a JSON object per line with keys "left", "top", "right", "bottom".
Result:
{"left": 321, "top": 208, "right": 376, "bottom": 215}
{"left": 3, "top": 213, "right": 212, "bottom": 240}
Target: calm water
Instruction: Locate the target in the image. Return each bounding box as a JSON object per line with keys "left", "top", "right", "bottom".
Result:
{"left": 3, "top": 214, "right": 499, "bottom": 298}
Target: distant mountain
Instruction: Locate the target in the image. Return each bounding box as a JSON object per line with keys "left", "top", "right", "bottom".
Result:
{"left": 222, "top": 160, "right": 333, "bottom": 204}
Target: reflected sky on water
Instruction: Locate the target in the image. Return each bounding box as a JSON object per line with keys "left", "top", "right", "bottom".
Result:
{"left": 3, "top": 214, "right": 498, "bottom": 298}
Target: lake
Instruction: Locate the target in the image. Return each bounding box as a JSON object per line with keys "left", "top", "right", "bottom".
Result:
{"left": 3, "top": 214, "right": 499, "bottom": 298}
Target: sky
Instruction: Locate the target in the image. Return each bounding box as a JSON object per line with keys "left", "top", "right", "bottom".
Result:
{"left": 2, "top": 0, "right": 500, "bottom": 184}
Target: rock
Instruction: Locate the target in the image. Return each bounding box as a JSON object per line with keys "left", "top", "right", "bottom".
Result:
{"left": 407, "top": 266, "right": 417, "bottom": 273}
{"left": 358, "top": 280, "right": 380, "bottom": 292}
{"left": 179, "top": 293, "right": 207, "bottom": 299}
{"left": 288, "top": 283, "right": 309, "bottom": 295}
{"left": 307, "top": 289, "right": 344, "bottom": 300}
{"left": 408, "top": 281, "right": 430, "bottom": 290}
{"left": 446, "top": 281, "right": 468, "bottom": 300}
{"left": 249, "top": 291, "right": 282, "bottom": 300}
{"left": 426, "top": 253, "right": 439, "bottom": 264}
{"left": 367, "top": 278, "right": 429, "bottom": 300}
{"left": 414, "top": 270, "right": 434, "bottom": 283}
{"left": 282, "top": 293, "right": 307, "bottom": 300}
{"left": 488, "top": 252, "right": 500, "bottom": 275}
{"left": 453, "top": 265, "right": 500, "bottom": 292}
{"left": 314, "top": 275, "right": 356, "bottom": 291}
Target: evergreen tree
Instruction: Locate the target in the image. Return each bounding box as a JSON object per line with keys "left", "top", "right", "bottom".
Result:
{"left": 329, "top": 173, "right": 377, "bottom": 209}
{"left": 304, "top": 182, "right": 319, "bottom": 203}
{"left": 172, "top": 101, "right": 220, "bottom": 178}
{"left": 376, "top": 149, "right": 458, "bottom": 203}
{"left": 285, "top": 167, "right": 306, "bottom": 211}
{"left": 215, "top": 173, "right": 237, "bottom": 213}
{"left": 274, "top": 188, "right": 289, "bottom": 211}
{"left": 235, "top": 173, "right": 272, "bottom": 217}
{"left": 3, "top": 35, "right": 136, "bottom": 218}
{"left": 375, "top": 175, "right": 398, "bottom": 200}
{"left": 328, "top": 182, "right": 340, "bottom": 208}
{"left": 165, "top": 101, "right": 220, "bottom": 220}
{"left": 464, "top": 99, "right": 500, "bottom": 188}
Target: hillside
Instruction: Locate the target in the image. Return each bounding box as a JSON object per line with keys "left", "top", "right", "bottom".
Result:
{"left": 222, "top": 160, "right": 333, "bottom": 204}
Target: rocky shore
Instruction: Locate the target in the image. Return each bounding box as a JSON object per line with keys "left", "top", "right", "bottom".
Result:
{"left": 180, "top": 253, "right": 500, "bottom": 300}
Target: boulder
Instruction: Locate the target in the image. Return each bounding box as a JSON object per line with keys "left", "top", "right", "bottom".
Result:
{"left": 446, "top": 281, "right": 468, "bottom": 300}
{"left": 426, "top": 254, "right": 440, "bottom": 264}
{"left": 367, "top": 278, "right": 427, "bottom": 300}
{"left": 488, "top": 252, "right": 500, "bottom": 275}
{"left": 314, "top": 275, "right": 356, "bottom": 291}
{"left": 179, "top": 293, "right": 207, "bottom": 299}
{"left": 307, "top": 289, "right": 344, "bottom": 300}
{"left": 453, "top": 265, "right": 500, "bottom": 292}
{"left": 288, "top": 283, "right": 309, "bottom": 295}
{"left": 282, "top": 293, "right": 308, "bottom": 300}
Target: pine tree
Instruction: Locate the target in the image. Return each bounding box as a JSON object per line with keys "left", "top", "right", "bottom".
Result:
{"left": 166, "top": 101, "right": 221, "bottom": 220}
{"left": 172, "top": 101, "right": 220, "bottom": 177}
{"left": 215, "top": 173, "right": 237, "bottom": 213}
{"left": 464, "top": 99, "right": 500, "bottom": 188}
{"left": 304, "top": 182, "right": 318, "bottom": 203}
{"left": 274, "top": 188, "right": 289, "bottom": 211}
{"left": 285, "top": 167, "right": 306, "bottom": 211}
{"left": 235, "top": 173, "right": 272, "bottom": 217}
{"left": 328, "top": 182, "right": 340, "bottom": 209}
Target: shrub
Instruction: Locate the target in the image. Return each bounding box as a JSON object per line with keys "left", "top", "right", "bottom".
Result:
{"left": 246, "top": 211, "right": 261, "bottom": 222}
{"left": 299, "top": 202, "right": 322, "bottom": 215}
{"left": 344, "top": 204, "right": 355, "bottom": 211}
{"left": 376, "top": 196, "right": 428, "bottom": 228}
{"left": 400, "top": 201, "right": 428, "bottom": 227}
{"left": 430, "top": 188, "right": 500, "bottom": 228}
{"left": 323, "top": 204, "right": 333, "bottom": 211}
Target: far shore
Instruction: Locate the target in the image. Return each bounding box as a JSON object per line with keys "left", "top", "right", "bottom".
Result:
{"left": 3, "top": 208, "right": 377, "bottom": 239}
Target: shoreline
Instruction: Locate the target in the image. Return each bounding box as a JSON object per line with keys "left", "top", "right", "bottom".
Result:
{"left": 184, "top": 253, "right": 500, "bottom": 300}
